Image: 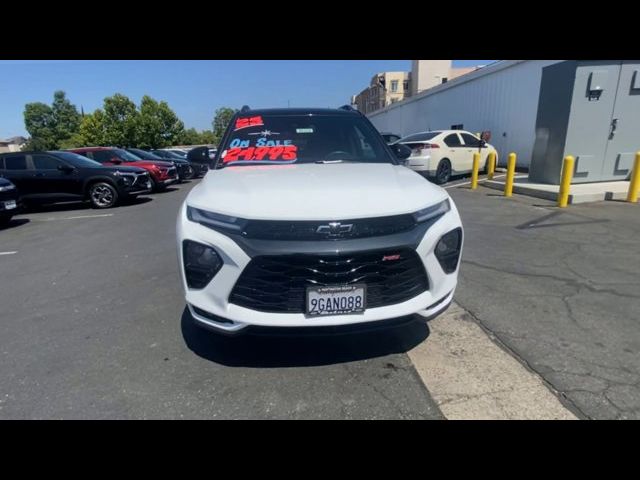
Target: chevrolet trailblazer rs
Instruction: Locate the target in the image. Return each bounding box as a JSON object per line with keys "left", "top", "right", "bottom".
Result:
{"left": 177, "top": 106, "right": 463, "bottom": 335}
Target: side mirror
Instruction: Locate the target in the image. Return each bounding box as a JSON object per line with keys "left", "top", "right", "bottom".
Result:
{"left": 57, "top": 164, "right": 75, "bottom": 173}
{"left": 390, "top": 143, "right": 412, "bottom": 161}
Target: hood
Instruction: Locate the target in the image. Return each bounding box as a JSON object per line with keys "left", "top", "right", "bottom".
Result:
{"left": 134, "top": 160, "right": 174, "bottom": 168}
{"left": 187, "top": 163, "right": 449, "bottom": 221}
{"left": 106, "top": 166, "right": 148, "bottom": 174}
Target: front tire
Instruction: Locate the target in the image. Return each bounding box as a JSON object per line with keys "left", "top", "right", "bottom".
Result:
{"left": 433, "top": 159, "right": 452, "bottom": 185}
{"left": 150, "top": 177, "right": 166, "bottom": 192}
{"left": 88, "top": 182, "right": 119, "bottom": 209}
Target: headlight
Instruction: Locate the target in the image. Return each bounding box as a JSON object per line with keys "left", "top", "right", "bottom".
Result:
{"left": 435, "top": 227, "right": 462, "bottom": 274}
{"left": 413, "top": 199, "right": 450, "bottom": 223}
{"left": 187, "top": 206, "right": 246, "bottom": 233}
{"left": 183, "top": 240, "right": 223, "bottom": 289}
{"left": 0, "top": 184, "right": 16, "bottom": 192}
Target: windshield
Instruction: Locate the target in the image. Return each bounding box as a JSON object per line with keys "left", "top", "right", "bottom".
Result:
{"left": 168, "top": 150, "right": 187, "bottom": 158}
{"left": 155, "top": 150, "right": 183, "bottom": 160}
{"left": 51, "top": 151, "right": 104, "bottom": 168}
{"left": 216, "top": 114, "right": 394, "bottom": 167}
{"left": 129, "top": 148, "right": 163, "bottom": 161}
{"left": 114, "top": 149, "right": 143, "bottom": 162}
{"left": 399, "top": 132, "right": 440, "bottom": 143}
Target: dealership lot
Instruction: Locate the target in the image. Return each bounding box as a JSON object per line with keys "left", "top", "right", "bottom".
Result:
{"left": 0, "top": 178, "right": 638, "bottom": 419}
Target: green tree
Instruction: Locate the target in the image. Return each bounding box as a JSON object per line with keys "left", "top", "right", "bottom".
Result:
{"left": 78, "top": 109, "right": 107, "bottom": 146}
{"left": 135, "top": 96, "right": 184, "bottom": 149}
{"left": 23, "top": 102, "right": 57, "bottom": 150}
{"left": 103, "top": 93, "right": 138, "bottom": 147}
{"left": 51, "top": 90, "right": 80, "bottom": 146}
{"left": 178, "top": 127, "right": 201, "bottom": 145}
{"left": 58, "top": 109, "right": 106, "bottom": 148}
{"left": 212, "top": 107, "right": 238, "bottom": 144}
{"left": 199, "top": 130, "right": 215, "bottom": 145}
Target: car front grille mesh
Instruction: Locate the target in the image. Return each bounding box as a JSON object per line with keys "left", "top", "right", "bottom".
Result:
{"left": 229, "top": 249, "right": 429, "bottom": 313}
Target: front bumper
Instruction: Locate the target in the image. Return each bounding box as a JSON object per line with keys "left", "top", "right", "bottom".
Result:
{"left": 176, "top": 202, "right": 463, "bottom": 334}
{"left": 117, "top": 173, "right": 153, "bottom": 196}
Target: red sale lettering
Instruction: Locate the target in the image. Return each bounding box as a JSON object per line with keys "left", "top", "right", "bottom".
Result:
{"left": 223, "top": 147, "right": 242, "bottom": 162}
{"left": 267, "top": 147, "right": 284, "bottom": 160}
{"left": 253, "top": 147, "right": 270, "bottom": 160}
{"left": 238, "top": 147, "right": 255, "bottom": 160}
{"left": 222, "top": 145, "right": 298, "bottom": 163}
{"left": 282, "top": 145, "right": 297, "bottom": 160}
{"left": 234, "top": 116, "right": 264, "bottom": 131}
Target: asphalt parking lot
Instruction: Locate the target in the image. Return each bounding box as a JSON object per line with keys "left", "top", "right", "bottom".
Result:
{"left": 0, "top": 176, "right": 637, "bottom": 419}
{"left": 0, "top": 182, "right": 443, "bottom": 419}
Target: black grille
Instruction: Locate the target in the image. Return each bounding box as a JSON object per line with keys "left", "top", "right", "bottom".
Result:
{"left": 230, "top": 249, "right": 429, "bottom": 313}
{"left": 0, "top": 189, "right": 18, "bottom": 202}
{"left": 241, "top": 214, "right": 416, "bottom": 241}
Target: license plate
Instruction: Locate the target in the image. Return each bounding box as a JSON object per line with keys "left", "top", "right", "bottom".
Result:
{"left": 3, "top": 200, "right": 16, "bottom": 210}
{"left": 306, "top": 284, "right": 366, "bottom": 316}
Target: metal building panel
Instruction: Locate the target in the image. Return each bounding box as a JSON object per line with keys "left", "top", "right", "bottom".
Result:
{"left": 602, "top": 61, "right": 640, "bottom": 180}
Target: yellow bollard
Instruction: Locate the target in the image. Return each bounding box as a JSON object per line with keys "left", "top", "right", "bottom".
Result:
{"left": 487, "top": 152, "right": 496, "bottom": 180}
{"left": 504, "top": 153, "right": 516, "bottom": 197}
{"left": 558, "top": 155, "right": 575, "bottom": 208}
{"left": 471, "top": 153, "right": 480, "bottom": 189}
{"left": 626, "top": 151, "right": 640, "bottom": 203}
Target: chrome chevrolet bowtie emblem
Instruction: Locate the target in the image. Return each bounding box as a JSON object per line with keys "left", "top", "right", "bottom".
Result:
{"left": 316, "top": 222, "right": 354, "bottom": 236}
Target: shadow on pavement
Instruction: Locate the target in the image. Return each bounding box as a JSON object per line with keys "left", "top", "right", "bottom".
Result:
{"left": 0, "top": 218, "right": 30, "bottom": 231}
{"left": 180, "top": 306, "right": 430, "bottom": 368}
{"left": 24, "top": 196, "right": 153, "bottom": 213}
{"left": 152, "top": 187, "right": 180, "bottom": 194}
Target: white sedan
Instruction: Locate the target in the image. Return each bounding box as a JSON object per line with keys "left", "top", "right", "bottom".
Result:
{"left": 395, "top": 130, "right": 498, "bottom": 184}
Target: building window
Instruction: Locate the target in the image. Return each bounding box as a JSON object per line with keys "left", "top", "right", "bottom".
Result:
{"left": 390, "top": 80, "right": 398, "bottom": 92}
{"left": 403, "top": 80, "right": 409, "bottom": 91}
{"left": 441, "top": 77, "right": 448, "bottom": 84}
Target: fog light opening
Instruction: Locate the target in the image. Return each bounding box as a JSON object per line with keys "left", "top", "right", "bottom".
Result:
{"left": 183, "top": 240, "right": 223, "bottom": 289}
{"left": 435, "top": 228, "right": 462, "bottom": 274}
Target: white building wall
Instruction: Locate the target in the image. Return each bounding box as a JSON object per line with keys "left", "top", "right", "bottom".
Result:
{"left": 369, "top": 60, "right": 563, "bottom": 167}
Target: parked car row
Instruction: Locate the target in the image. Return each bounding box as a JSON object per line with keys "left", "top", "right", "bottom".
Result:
{"left": 0, "top": 146, "right": 214, "bottom": 223}
{"left": 383, "top": 129, "right": 498, "bottom": 184}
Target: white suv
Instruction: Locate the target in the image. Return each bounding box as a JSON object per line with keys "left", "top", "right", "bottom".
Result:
{"left": 177, "top": 107, "right": 463, "bottom": 335}
{"left": 396, "top": 130, "right": 498, "bottom": 184}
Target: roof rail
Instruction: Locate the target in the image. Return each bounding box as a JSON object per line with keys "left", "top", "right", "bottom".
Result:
{"left": 240, "top": 105, "right": 251, "bottom": 113}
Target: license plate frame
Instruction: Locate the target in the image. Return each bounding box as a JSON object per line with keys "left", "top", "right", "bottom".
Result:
{"left": 306, "top": 284, "right": 367, "bottom": 317}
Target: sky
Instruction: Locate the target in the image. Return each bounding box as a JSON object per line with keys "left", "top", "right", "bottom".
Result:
{"left": 0, "top": 60, "right": 496, "bottom": 138}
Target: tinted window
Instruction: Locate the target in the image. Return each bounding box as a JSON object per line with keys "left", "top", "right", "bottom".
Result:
{"left": 129, "top": 148, "right": 163, "bottom": 160}
{"left": 461, "top": 133, "right": 481, "bottom": 148}
{"left": 3, "top": 155, "right": 27, "bottom": 170}
{"left": 444, "top": 134, "right": 462, "bottom": 147}
{"left": 218, "top": 114, "right": 392, "bottom": 166}
{"left": 399, "top": 132, "right": 440, "bottom": 143}
{"left": 90, "top": 151, "right": 111, "bottom": 163}
{"left": 114, "top": 149, "right": 142, "bottom": 162}
{"left": 33, "top": 154, "right": 63, "bottom": 170}
{"left": 50, "top": 151, "right": 103, "bottom": 168}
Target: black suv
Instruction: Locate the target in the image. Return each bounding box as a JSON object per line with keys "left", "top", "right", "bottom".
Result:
{"left": 126, "top": 148, "right": 194, "bottom": 182}
{"left": 0, "top": 177, "right": 19, "bottom": 226}
{"left": 0, "top": 151, "right": 152, "bottom": 209}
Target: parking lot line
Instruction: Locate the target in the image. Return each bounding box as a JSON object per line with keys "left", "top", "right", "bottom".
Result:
{"left": 409, "top": 303, "right": 578, "bottom": 420}
{"left": 41, "top": 213, "right": 114, "bottom": 221}
{"left": 0, "top": 251, "right": 17, "bottom": 255}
